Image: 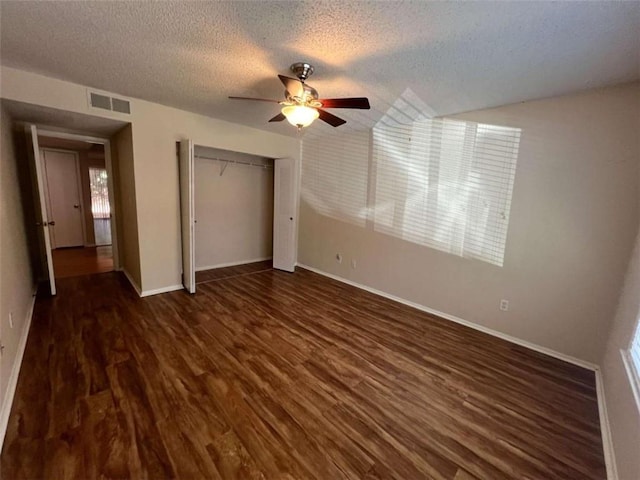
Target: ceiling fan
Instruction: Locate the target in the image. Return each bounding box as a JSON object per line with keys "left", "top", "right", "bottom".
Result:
{"left": 229, "top": 62, "right": 370, "bottom": 129}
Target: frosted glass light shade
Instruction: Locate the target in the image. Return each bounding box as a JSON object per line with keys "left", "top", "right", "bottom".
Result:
{"left": 282, "top": 105, "right": 319, "bottom": 127}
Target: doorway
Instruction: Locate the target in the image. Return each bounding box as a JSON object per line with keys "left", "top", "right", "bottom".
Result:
{"left": 38, "top": 139, "right": 115, "bottom": 279}
{"left": 26, "top": 126, "right": 120, "bottom": 292}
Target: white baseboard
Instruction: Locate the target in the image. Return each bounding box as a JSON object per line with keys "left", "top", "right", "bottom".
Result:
{"left": 296, "top": 264, "right": 598, "bottom": 371}
{"left": 140, "top": 284, "right": 183, "bottom": 297}
{"left": 195, "top": 256, "right": 272, "bottom": 272}
{"left": 121, "top": 268, "right": 182, "bottom": 297}
{"left": 0, "top": 292, "right": 36, "bottom": 453}
{"left": 122, "top": 268, "right": 142, "bottom": 297}
{"left": 595, "top": 369, "right": 619, "bottom": 480}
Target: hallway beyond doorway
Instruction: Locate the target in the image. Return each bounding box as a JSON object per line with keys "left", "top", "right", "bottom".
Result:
{"left": 52, "top": 246, "right": 113, "bottom": 278}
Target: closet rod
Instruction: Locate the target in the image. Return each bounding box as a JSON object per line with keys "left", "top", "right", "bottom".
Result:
{"left": 194, "top": 154, "right": 273, "bottom": 169}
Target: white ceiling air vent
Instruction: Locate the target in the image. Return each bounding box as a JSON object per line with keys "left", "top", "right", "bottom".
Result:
{"left": 88, "top": 90, "right": 131, "bottom": 115}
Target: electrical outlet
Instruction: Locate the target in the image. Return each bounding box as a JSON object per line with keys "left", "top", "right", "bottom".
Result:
{"left": 500, "top": 299, "right": 509, "bottom": 311}
{"left": 351, "top": 259, "right": 357, "bottom": 269}
{"left": 336, "top": 253, "right": 343, "bottom": 264}
{"left": 9, "top": 312, "right": 14, "bottom": 329}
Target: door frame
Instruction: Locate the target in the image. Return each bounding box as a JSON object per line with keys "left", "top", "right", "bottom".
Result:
{"left": 179, "top": 139, "right": 196, "bottom": 293}
{"left": 37, "top": 129, "right": 120, "bottom": 271}
{"left": 39, "top": 147, "right": 87, "bottom": 249}
{"left": 26, "top": 125, "right": 57, "bottom": 295}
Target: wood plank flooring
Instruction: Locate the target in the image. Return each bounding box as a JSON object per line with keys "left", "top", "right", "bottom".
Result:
{"left": 52, "top": 245, "right": 113, "bottom": 278}
{"left": 196, "top": 260, "right": 273, "bottom": 284}
{"left": 1, "top": 266, "right": 606, "bottom": 479}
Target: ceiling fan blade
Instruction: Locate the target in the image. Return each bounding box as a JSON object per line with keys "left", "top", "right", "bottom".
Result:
{"left": 228, "top": 96, "right": 280, "bottom": 103}
{"left": 278, "top": 75, "right": 304, "bottom": 98}
{"left": 318, "top": 109, "right": 347, "bottom": 127}
{"left": 268, "top": 113, "right": 286, "bottom": 123}
{"left": 319, "top": 97, "right": 371, "bottom": 109}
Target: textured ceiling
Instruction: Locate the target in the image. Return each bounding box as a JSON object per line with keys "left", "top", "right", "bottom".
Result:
{"left": 1, "top": 1, "right": 639, "bottom": 137}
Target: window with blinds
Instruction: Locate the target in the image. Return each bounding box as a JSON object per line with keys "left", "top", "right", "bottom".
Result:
{"left": 89, "top": 167, "right": 110, "bottom": 219}
{"left": 372, "top": 118, "right": 521, "bottom": 266}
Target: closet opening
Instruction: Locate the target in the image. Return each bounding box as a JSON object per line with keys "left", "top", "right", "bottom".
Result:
{"left": 179, "top": 140, "right": 296, "bottom": 294}
{"left": 192, "top": 146, "right": 274, "bottom": 285}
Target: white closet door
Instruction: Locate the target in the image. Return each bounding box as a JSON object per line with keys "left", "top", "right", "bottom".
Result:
{"left": 179, "top": 140, "right": 196, "bottom": 293}
{"left": 26, "top": 125, "right": 56, "bottom": 295}
{"left": 273, "top": 157, "right": 296, "bottom": 272}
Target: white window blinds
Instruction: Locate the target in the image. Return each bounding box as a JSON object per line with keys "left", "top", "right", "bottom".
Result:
{"left": 372, "top": 118, "right": 521, "bottom": 266}
{"left": 89, "top": 167, "right": 110, "bottom": 219}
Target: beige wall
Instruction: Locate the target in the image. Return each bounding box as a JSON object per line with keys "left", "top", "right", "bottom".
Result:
{"left": 0, "top": 66, "right": 300, "bottom": 293}
{"left": 111, "top": 124, "right": 141, "bottom": 289}
{"left": 602, "top": 227, "right": 640, "bottom": 479}
{"left": 194, "top": 147, "right": 273, "bottom": 270}
{"left": 299, "top": 82, "right": 640, "bottom": 364}
{"left": 0, "top": 106, "right": 34, "bottom": 441}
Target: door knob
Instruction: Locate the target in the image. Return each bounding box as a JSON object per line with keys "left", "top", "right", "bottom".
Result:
{"left": 73, "top": 204, "right": 80, "bottom": 209}
{"left": 290, "top": 217, "right": 293, "bottom": 221}
{"left": 49, "top": 221, "right": 56, "bottom": 226}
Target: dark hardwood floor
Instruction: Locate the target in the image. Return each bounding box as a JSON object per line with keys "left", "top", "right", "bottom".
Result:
{"left": 1, "top": 266, "right": 605, "bottom": 479}
{"left": 196, "top": 260, "right": 273, "bottom": 284}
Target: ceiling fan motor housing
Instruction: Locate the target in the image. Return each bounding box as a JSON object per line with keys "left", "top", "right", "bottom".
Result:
{"left": 290, "top": 62, "right": 314, "bottom": 82}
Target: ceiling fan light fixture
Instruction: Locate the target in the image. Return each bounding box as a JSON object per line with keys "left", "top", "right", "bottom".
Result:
{"left": 281, "top": 105, "right": 319, "bottom": 128}
{"left": 229, "top": 63, "right": 369, "bottom": 128}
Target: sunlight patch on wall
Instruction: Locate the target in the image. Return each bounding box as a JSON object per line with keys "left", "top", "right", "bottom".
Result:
{"left": 372, "top": 118, "right": 521, "bottom": 266}
{"left": 301, "top": 99, "right": 521, "bottom": 267}
{"left": 302, "top": 130, "right": 370, "bottom": 227}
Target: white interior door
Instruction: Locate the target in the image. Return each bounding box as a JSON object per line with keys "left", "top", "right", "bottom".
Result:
{"left": 41, "top": 149, "right": 84, "bottom": 248}
{"left": 179, "top": 140, "right": 196, "bottom": 293}
{"left": 273, "top": 157, "right": 296, "bottom": 272}
{"left": 25, "top": 125, "right": 56, "bottom": 295}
